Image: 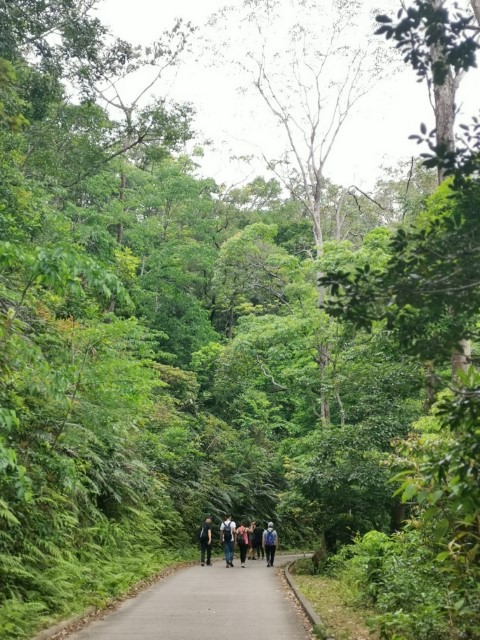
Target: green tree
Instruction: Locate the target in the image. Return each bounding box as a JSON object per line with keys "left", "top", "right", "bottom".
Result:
{"left": 212, "top": 222, "right": 299, "bottom": 337}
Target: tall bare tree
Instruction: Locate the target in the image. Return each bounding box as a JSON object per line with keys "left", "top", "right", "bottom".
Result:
{"left": 210, "top": 0, "right": 386, "bottom": 421}
{"left": 253, "top": 46, "right": 370, "bottom": 266}
{"left": 215, "top": 0, "right": 385, "bottom": 308}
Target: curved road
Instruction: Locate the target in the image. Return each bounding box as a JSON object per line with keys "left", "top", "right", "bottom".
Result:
{"left": 68, "top": 555, "right": 310, "bottom": 640}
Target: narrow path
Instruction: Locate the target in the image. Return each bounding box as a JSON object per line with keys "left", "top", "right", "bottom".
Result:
{"left": 68, "top": 554, "right": 310, "bottom": 640}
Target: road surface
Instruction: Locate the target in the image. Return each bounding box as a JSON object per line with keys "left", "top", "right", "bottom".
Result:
{"left": 68, "top": 554, "right": 310, "bottom": 640}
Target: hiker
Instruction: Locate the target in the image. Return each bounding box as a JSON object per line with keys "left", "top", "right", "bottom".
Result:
{"left": 199, "top": 514, "right": 213, "bottom": 566}
{"left": 253, "top": 522, "right": 264, "bottom": 560}
{"left": 248, "top": 522, "right": 256, "bottom": 560}
{"left": 263, "top": 521, "right": 278, "bottom": 567}
{"left": 220, "top": 514, "right": 236, "bottom": 568}
{"left": 236, "top": 521, "right": 249, "bottom": 567}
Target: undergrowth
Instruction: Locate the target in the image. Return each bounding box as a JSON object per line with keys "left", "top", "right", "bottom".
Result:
{"left": 0, "top": 512, "right": 196, "bottom": 640}
{"left": 326, "top": 529, "right": 480, "bottom": 640}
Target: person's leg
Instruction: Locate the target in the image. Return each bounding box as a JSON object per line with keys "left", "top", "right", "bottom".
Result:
{"left": 224, "top": 542, "right": 229, "bottom": 566}
{"left": 270, "top": 545, "right": 276, "bottom": 566}
{"left": 206, "top": 543, "right": 212, "bottom": 565}
{"left": 240, "top": 544, "right": 247, "bottom": 564}
{"left": 228, "top": 541, "right": 235, "bottom": 565}
{"left": 201, "top": 541, "right": 206, "bottom": 564}
{"left": 265, "top": 545, "right": 271, "bottom": 565}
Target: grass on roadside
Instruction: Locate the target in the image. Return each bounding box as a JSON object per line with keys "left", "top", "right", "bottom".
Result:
{"left": 293, "top": 575, "right": 378, "bottom": 640}
{"left": 0, "top": 547, "right": 197, "bottom": 640}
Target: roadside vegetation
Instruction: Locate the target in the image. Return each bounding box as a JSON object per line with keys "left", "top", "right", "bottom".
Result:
{"left": 1, "top": 1, "right": 479, "bottom": 639}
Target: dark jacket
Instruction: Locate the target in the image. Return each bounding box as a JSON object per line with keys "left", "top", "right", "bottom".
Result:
{"left": 252, "top": 526, "right": 264, "bottom": 544}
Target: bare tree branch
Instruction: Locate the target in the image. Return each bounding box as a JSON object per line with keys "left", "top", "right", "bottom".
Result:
{"left": 405, "top": 157, "right": 415, "bottom": 197}
{"left": 349, "top": 185, "right": 388, "bottom": 211}
{"left": 255, "top": 356, "right": 288, "bottom": 391}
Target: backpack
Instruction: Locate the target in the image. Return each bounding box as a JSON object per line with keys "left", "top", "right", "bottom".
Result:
{"left": 223, "top": 521, "right": 232, "bottom": 542}
{"left": 199, "top": 523, "right": 209, "bottom": 541}
{"left": 265, "top": 529, "right": 276, "bottom": 545}
{"left": 237, "top": 527, "right": 246, "bottom": 545}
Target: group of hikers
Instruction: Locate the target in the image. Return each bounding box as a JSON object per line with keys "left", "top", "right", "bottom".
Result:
{"left": 199, "top": 514, "right": 278, "bottom": 568}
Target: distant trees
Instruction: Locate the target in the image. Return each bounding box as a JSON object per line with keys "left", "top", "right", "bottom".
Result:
{"left": 213, "top": 223, "right": 298, "bottom": 337}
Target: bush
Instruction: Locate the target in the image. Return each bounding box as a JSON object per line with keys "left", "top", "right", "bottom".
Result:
{"left": 330, "top": 529, "right": 458, "bottom": 640}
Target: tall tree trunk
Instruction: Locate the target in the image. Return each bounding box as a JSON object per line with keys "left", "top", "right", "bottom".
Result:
{"left": 311, "top": 197, "right": 332, "bottom": 422}
{"left": 451, "top": 340, "right": 472, "bottom": 379}
{"left": 310, "top": 187, "right": 326, "bottom": 303}
{"left": 431, "top": 66, "right": 455, "bottom": 184}
{"left": 430, "top": 0, "right": 470, "bottom": 376}
{"left": 117, "top": 168, "right": 125, "bottom": 244}
{"left": 227, "top": 304, "right": 234, "bottom": 340}
{"left": 425, "top": 363, "right": 436, "bottom": 408}
{"left": 471, "top": 0, "right": 480, "bottom": 24}
{"left": 334, "top": 189, "right": 349, "bottom": 242}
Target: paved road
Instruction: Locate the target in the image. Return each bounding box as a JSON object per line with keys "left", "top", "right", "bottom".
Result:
{"left": 68, "top": 554, "right": 310, "bottom": 640}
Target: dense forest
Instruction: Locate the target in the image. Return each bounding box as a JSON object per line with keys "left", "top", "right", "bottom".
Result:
{"left": 0, "top": 1, "right": 479, "bottom": 639}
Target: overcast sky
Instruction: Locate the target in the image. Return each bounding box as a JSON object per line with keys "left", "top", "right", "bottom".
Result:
{"left": 95, "top": 0, "right": 480, "bottom": 189}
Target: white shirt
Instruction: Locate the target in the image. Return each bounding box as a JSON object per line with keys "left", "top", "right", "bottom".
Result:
{"left": 220, "top": 520, "right": 236, "bottom": 540}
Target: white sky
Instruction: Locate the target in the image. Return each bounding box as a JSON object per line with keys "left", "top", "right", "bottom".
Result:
{"left": 95, "top": 0, "right": 480, "bottom": 189}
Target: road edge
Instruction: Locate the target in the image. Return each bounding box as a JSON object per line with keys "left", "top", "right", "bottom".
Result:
{"left": 31, "top": 609, "right": 97, "bottom": 640}
{"left": 283, "top": 561, "right": 335, "bottom": 640}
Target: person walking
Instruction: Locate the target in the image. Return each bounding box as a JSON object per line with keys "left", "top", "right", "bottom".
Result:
{"left": 248, "top": 522, "right": 256, "bottom": 560}
{"left": 199, "top": 515, "right": 213, "bottom": 566}
{"left": 220, "top": 514, "right": 236, "bottom": 568}
{"left": 253, "top": 522, "right": 265, "bottom": 560}
{"left": 236, "top": 521, "right": 249, "bottom": 567}
{"left": 263, "top": 521, "right": 278, "bottom": 567}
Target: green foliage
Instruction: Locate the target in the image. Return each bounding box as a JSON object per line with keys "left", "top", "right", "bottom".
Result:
{"left": 212, "top": 222, "right": 299, "bottom": 335}
{"left": 376, "top": 2, "right": 479, "bottom": 85}
{"left": 1, "top": 2, "right": 475, "bottom": 638}
{"left": 0, "top": 59, "right": 29, "bottom": 131}
{"left": 330, "top": 527, "right": 479, "bottom": 639}
{"left": 0, "top": 520, "right": 193, "bottom": 640}
{"left": 283, "top": 426, "right": 394, "bottom": 549}
{"left": 322, "top": 181, "right": 480, "bottom": 362}
{"left": 314, "top": 5, "right": 480, "bottom": 639}
{"left": 392, "top": 368, "right": 480, "bottom": 586}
